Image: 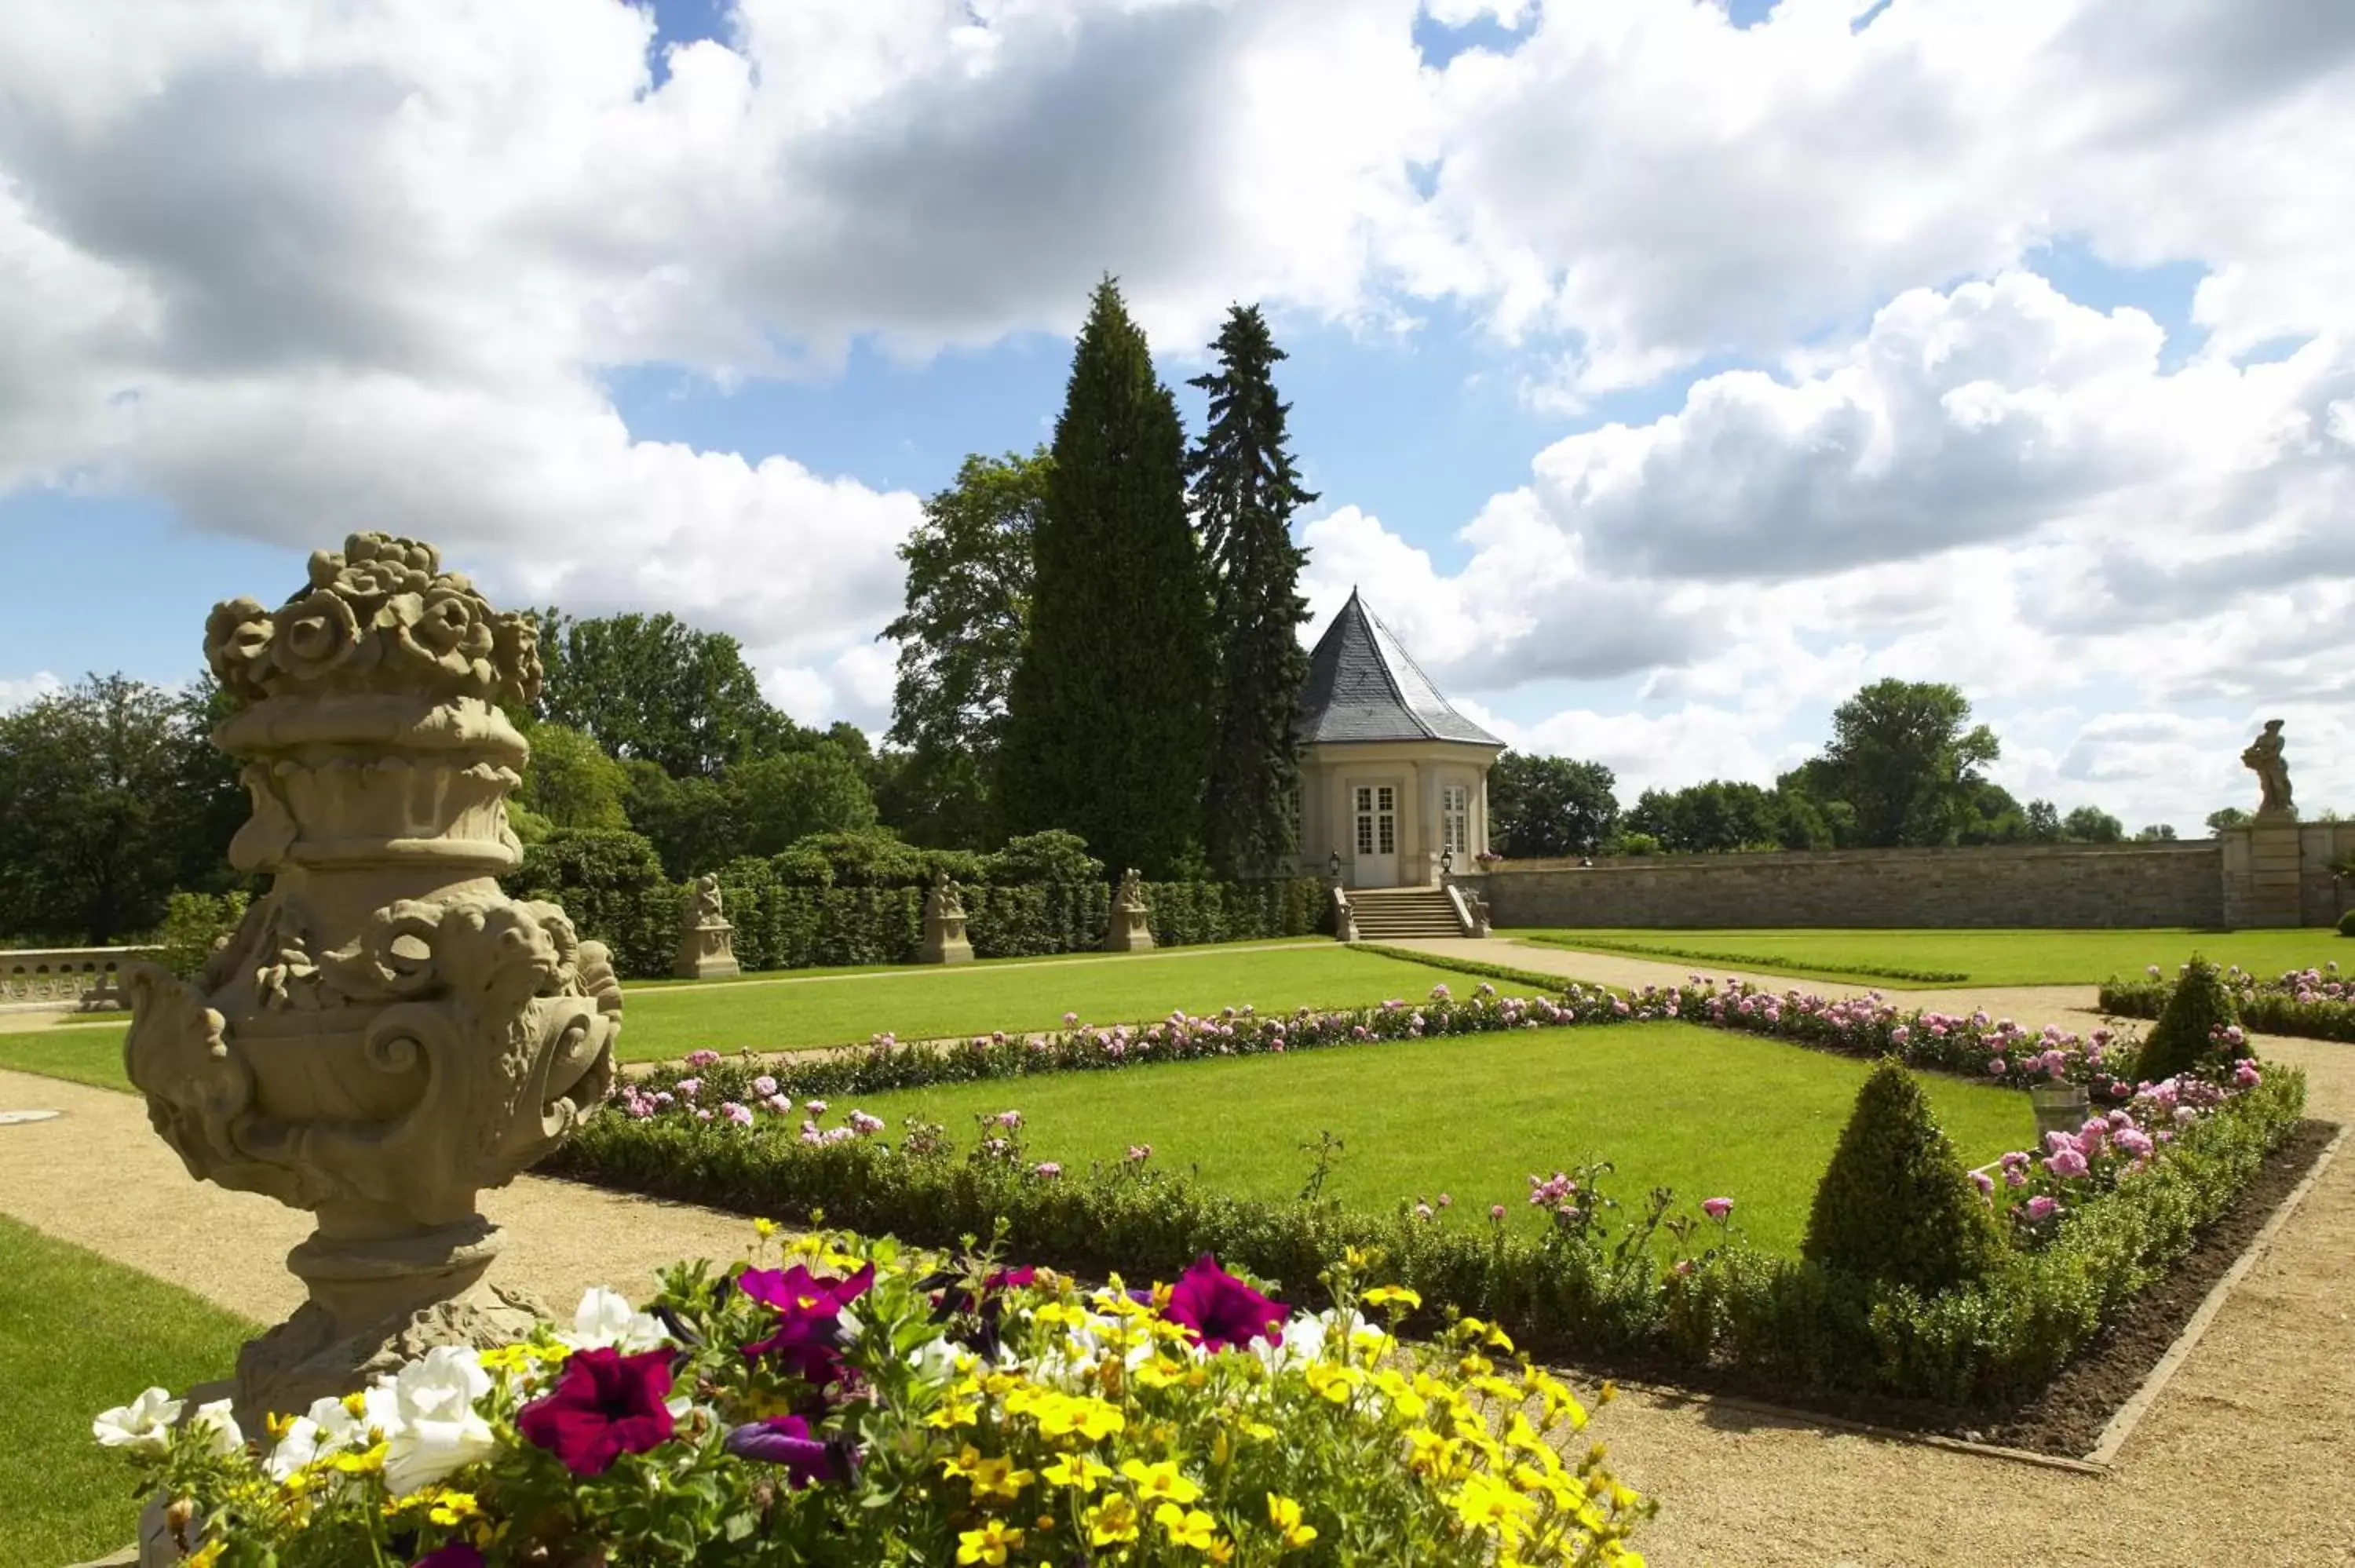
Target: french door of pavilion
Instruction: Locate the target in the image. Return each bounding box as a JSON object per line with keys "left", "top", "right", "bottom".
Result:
{"left": 1351, "top": 783, "right": 1399, "bottom": 886}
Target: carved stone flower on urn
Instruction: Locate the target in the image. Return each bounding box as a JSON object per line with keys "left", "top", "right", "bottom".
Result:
{"left": 125, "top": 532, "right": 620, "bottom": 1426}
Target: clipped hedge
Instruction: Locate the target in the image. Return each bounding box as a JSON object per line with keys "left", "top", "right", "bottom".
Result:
{"left": 2101, "top": 963, "right": 2355, "bottom": 1045}
{"left": 550, "top": 975, "right": 2309, "bottom": 1411}
{"left": 506, "top": 827, "right": 1327, "bottom": 979}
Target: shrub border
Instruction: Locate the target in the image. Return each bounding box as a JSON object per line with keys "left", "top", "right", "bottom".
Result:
{"left": 2101, "top": 972, "right": 2355, "bottom": 1045}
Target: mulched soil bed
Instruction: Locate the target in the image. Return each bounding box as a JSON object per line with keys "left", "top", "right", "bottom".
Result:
{"left": 1585, "top": 1118, "right": 2339, "bottom": 1458}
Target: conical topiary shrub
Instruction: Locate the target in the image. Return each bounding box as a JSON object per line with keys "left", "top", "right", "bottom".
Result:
{"left": 1802, "top": 1059, "right": 2006, "bottom": 1294}
{"left": 2133, "top": 955, "right": 2241, "bottom": 1084}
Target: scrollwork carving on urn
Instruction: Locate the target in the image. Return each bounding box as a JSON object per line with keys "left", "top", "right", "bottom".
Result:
{"left": 124, "top": 532, "right": 619, "bottom": 1425}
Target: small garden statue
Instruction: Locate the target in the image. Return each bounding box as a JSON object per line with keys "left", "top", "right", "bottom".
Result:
{"left": 919, "top": 870, "right": 974, "bottom": 965}
{"left": 674, "top": 871, "right": 741, "bottom": 979}
{"left": 127, "top": 531, "right": 621, "bottom": 1431}
{"left": 2243, "top": 719, "right": 2295, "bottom": 820}
{"left": 1104, "top": 866, "right": 1155, "bottom": 953}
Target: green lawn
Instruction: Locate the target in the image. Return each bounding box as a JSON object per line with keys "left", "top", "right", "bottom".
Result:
{"left": 0, "top": 944, "right": 1483, "bottom": 1089}
{"left": 0, "top": 1217, "right": 257, "bottom": 1568}
{"left": 829, "top": 1020, "right": 2037, "bottom": 1258}
{"left": 1509, "top": 927, "right": 2350, "bottom": 989}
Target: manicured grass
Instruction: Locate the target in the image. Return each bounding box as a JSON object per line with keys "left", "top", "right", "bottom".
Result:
{"left": 1509, "top": 927, "right": 2350, "bottom": 989}
{"left": 0, "top": 945, "right": 1482, "bottom": 1088}
{"left": 827, "top": 1020, "right": 2037, "bottom": 1258}
{"left": 0, "top": 1217, "right": 257, "bottom": 1568}
{"left": 611, "top": 943, "right": 1477, "bottom": 1063}
{"left": 623, "top": 937, "right": 1327, "bottom": 989}
{"left": 0, "top": 1023, "right": 130, "bottom": 1093}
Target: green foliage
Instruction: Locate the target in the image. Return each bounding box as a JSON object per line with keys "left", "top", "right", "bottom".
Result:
{"left": 532, "top": 607, "right": 802, "bottom": 778}
{"left": 2207, "top": 805, "right": 2251, "bottom": 833}
{"left": 882, "top": 447, "right": 1048, "bottom": 848}
{"left": 1187, "top": 304, "right": 1317, "bottom": 878}
{"left": 2062, "top": 804, "right": 2126, "bottom": 844}
{"left": 1489, "top": 753, "right": 1619, "bottom": 858}
{"left": 2134, "top": 956, "right": 2241, "bottom": 1081}
{"left": 0, "top": 674, "right": 245, "bottom": 944}
{"left": 1610, "top": 832, "right": 1660, "bottom": 856}
{"left": 506, "top": 827, "right": 677, "bottom": 979}
{"left": 155, "top": 891, "right": 250, "bottom": 980}
{"left": 1810, "top": 679, "right": 2001, "bottom": 848}
{"left": 999, "top": 276, "right": 1218, "bottom": 878}
{"left": 619, "top": 759, "right": 736, "bottom": 880}
{"left": 984, "top": 829, "right": 1104, "bottom": 884}
{"left": 2339, "top": 909, "right": 2355, "bottom": 936}
{"left": 724, "top": 744, "right": 878, "bottom": 857}
{"left": 514, "top": 720, "right": 632, "bottom": 830}
{"left": 1802, "top": 1059, "right": 2005, "bottom": 1293}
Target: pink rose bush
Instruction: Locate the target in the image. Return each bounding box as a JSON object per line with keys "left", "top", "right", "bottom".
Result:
{"left": 2100, "top": 961, "right": 2355, "bottom": 1045}
{"left": 1977, "top": 1066, "right": 2258, "bottom": 1238}
{"left": 96, "top": 1234, "right": 1652, "bottom": 1567}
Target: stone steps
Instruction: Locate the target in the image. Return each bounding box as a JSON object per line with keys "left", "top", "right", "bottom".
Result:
{"left": 1346, "top": 888, "right": 1468, "bottom": 939}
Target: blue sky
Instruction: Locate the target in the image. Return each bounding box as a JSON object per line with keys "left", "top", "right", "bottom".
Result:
{"left": 2, "top": 0, "right": 2349, "bottom": 829}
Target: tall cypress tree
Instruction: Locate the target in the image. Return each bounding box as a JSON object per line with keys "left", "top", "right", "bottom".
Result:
{"left": 1186, "top": 304, "right": 1318, "bottom": 877}
{"left": 999, "top": 277, "right": 1216, "bottom": 876}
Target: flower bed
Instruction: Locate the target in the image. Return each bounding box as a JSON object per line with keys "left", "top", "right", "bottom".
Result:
{"left": 95, "top": 1239, "right": 1652, "bottom": 1566}
{"left": 2101, "top": 962, "right": 2355, "bottom": 1044}
{"left": 548, "top": 975, "right": 2307, "bottom": 1414}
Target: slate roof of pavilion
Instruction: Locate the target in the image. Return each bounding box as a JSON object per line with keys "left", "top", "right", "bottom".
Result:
{"left": 1294, "top": 589, "right": 1502, "bottom": 747}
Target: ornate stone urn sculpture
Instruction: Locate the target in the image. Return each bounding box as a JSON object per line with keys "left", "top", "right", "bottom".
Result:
{"left": 122, "top": 532, "right": 620, "bottom": 1426}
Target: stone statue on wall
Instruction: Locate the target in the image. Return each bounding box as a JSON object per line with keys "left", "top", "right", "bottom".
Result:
{"left": 2242, "top": 719, "right": 2295, "bottom": 821}
{"left": 130, "top": 531, "right": 621, "bottom": 1428}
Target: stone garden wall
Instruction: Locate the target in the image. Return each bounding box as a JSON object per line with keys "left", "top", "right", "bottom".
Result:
{"left": 1481, "top": 841, "right": 2230, "bottom": 929}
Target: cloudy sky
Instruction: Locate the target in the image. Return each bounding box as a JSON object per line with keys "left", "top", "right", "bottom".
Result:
{"left": 2, "top": 0, "right": 2350, "bottom": 832}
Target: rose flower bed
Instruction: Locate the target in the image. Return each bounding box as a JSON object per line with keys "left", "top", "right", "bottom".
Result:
{"left": 544, "top": 979, "right": 2306, "bottom": 1417}
{"left": 2101, "top": 961, "right": 2355, "bottom": 1044}
{"left": 95, "top": 1236, "right": 1653, "bottom": 1566}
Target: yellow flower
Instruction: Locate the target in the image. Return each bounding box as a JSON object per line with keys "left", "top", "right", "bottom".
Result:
{"left": 1134, "top": 1358, "right": 1186, "bottom": 1390}
{"left": 967, "top": 1455, "right": 1035, "bottom": 1505}
{"left": 1266, "top": 1493, "right": 1320, "bottom": 1551}
{"left": 1042, "top": 1453, "right": 1112, "bottom": 1494}
{"left": 1120, "top": 1458, "right": 1203, "bottom": 1505}
{"left": 927, "top": 1393, "right": 982, "bottom": 1430}
{"left": 1085, "top": 1493, "right": 1143, "bottom": 1546}
{"left": 1155, "top": 1502, "right": 1224, "bottom": 1553}
{"left": 184, "top": 1546, "right": 224, "bottom": 1568}
{"left": 754, "top": 1217, "right": 779, "bottom": 1239}
{"left": 478, "top": 1344, "right": 539, "bottom": 1379}
{"left": 955, "top": 1520, "right": 1025, "bottom": 1565}
{"left": 330, "top": 1441, "right": 389, "bottom": 1476}
{"left": 1362, "top": 1285, "right": 1422, "bottom": 1312}
{"left": 429, "top": 1492, "right": 481, "bottom": 1528}
{"left": 1370, "top": 1369, "right": 1427, "bottom": 1421}
{"left": 1303, "top": 1362, "right": 1359, "bottom": 1405}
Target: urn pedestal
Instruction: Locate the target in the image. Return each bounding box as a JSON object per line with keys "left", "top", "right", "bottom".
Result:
{"left": 122, "top": 532, "right": 620, "bottom": 1434}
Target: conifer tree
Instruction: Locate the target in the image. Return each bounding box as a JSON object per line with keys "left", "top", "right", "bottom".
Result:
{"left": 1185, "top": 304, "right": 1318, "bottom": 877}
{"left": 1802, "top": 1059, "right": 2006, "bottom": 1293}
{"left": 999, "top": 277, "right": 1216, "bottom": 877}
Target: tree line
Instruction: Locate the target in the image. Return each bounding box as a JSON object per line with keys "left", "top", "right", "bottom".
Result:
{"left": 1488, "top": 679, "right": 2196, "bottom": 859}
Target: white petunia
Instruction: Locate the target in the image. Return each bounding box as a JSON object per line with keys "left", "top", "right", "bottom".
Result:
{"left": 93, "top": 1387, "right": 183, "bottom": 1453}
{"left": 558, "top": 1286, "right": 670, "bottom": 1355}
{"left": 191, "top": 1398, "right": 245, "bottom": 1458}
{"left": 372, "top": 1346, "right": 498, "bottom": 1497}
{"left": 265, "top": 1396, "right": 367, "bottom": 1481}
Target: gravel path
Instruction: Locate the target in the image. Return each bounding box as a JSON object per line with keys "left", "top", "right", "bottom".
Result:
{"left": 5, "top": 937, "right": 2350, "bottom": 1566}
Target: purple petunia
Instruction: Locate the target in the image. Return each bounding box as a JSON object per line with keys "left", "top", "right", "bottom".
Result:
{"left": 723, "top": 1414, "right": 852, "bottom": 1486}
{"left": 736, "top": 1263, "right": 876, "bottom": 1388}
{"left": 1159, "top": 1253, "right": 1285, "bottom": 1352}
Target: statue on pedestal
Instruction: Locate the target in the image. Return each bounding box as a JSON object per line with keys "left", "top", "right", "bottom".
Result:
{"left": 2242, "top": 719, "right": 2296, "bottom": 821}
{"left": 919, "top": 870, "right": 974, "bottom": 965}
{"left": 674, "top": 873, "right": 742, "bottom": 979}
{"left": 126, "top": 532, "right": 619, "bottom": 1430}
{"left": 1104, "top": 866, "right": 1156, "bottom": 953}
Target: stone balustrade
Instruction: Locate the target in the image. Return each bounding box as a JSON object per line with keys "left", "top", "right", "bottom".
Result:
{"left": 0, "top": 946, "right": 157, "bottom": 1012}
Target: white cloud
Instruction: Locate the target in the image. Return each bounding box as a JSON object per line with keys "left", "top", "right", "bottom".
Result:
{"left": 0, "top": 0, "right": 2350, "bottom": 830}
{"left": 0, "top": 672, "right": 64, "bottom": 711}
